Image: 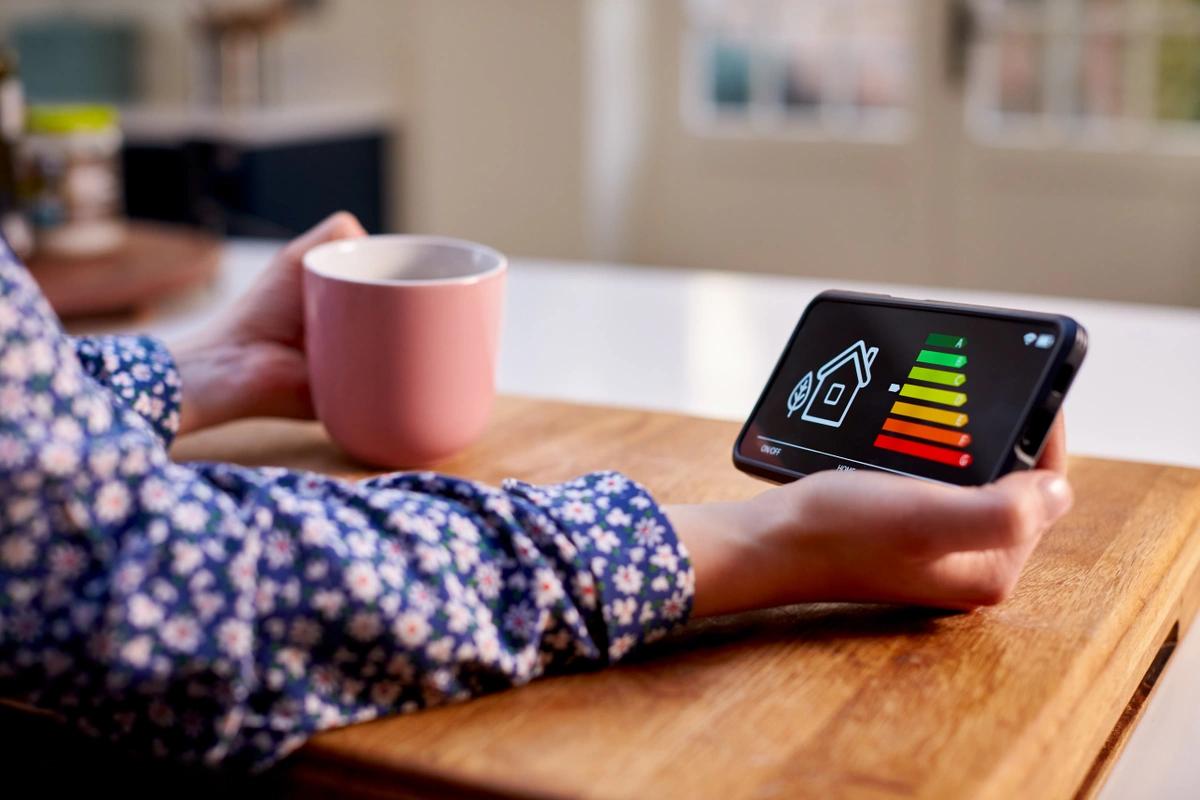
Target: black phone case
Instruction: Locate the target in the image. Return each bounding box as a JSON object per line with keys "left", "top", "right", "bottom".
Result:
{"left": 732, "top": 290, "right": 1088, "bottom": 485}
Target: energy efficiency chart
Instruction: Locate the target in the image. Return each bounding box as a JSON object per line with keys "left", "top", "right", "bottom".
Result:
{"left": 874, "top": 332, "right": 974, "bottom": 468}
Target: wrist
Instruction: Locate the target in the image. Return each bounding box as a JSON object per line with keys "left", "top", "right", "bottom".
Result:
{"left": 171, "top": 335, "right": 247, "bottom": 436}
{"left": 664, "top": 497, "right": 798, "bottom": 616}
{"left": 665, "top": 488, "right": 835, "bottom": 617}
{"left": 743, "top": 488, "right": 838, "bottom": 607}
{"left": 171, "top": 331, "right": 314, "bottom": 436}
{"left": 664, "top": 502, "right": 754, "bottom": 617}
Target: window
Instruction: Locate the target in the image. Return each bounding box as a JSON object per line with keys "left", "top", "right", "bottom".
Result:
{"left": 967, "top": 0, "right": 1200, "bottom": 148}
{"left": 682, "top": 0, "right": 916, "bottom": 140}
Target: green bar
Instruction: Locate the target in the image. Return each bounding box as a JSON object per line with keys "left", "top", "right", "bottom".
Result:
{"left": 926, "top": 333, "right": 966, "bottom": 349}
{"left": 908, "top": 366, "right": 965, "bottom": 387}
{"left": 900, "top": 383, "right": 967, "bottom": 407}
{"left": 916, "top": 349, "right": 967, "bottom": 368}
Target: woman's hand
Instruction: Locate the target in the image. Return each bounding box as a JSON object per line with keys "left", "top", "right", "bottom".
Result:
{"left": 172, "top": 212, "right": 367, "bottom": 435}
{"left": 669, "top": 415, "right": 1072, "bottom": 615}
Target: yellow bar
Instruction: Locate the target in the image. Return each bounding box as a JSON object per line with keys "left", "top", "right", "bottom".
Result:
{"left": 891, "top": 401, "right": 968, "bottom": 428}
{"left": 900, "top": 383, "right": 967, "bottom": 407}
{"left": 908, "top": 366, "right": 965, "bottom": 387}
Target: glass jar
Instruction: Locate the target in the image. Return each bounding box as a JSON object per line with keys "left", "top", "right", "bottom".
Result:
{"left": 20, "top": 104, "right": 125, "bottom": 257}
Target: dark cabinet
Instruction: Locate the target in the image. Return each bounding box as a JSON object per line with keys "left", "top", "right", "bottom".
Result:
{"left": 122, "top": 118, "right": 393, "bottom": 237}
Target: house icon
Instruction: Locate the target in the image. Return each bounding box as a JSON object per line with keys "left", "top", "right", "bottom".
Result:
{"left": 799, "top": 339, "right": 879, "bottom": 428}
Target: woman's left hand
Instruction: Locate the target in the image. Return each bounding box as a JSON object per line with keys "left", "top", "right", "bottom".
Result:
{"left": 172, "top": 212, "right": 367, "bottom": 435}
{"left": 669, "top": 415, "right": 1071, "bottom": 616}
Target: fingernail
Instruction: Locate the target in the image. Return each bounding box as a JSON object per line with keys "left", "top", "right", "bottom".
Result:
{"left": 1038, "top": 474, "right": 1073, "bottom": 520}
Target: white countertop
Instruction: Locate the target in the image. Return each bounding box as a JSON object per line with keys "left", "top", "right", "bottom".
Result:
{"left": 89, "top": 240, "right": 1200, "bottom": 799}
{"left": 124, "top": 240, "right": 1200, "bottom": 470}
{"left": 119, "top": 102, "right": 395, "bottom": 146}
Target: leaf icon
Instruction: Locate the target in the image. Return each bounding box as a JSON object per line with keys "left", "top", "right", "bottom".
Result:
{"left": 787, "top": 371, "right": 812, "bottom": 418}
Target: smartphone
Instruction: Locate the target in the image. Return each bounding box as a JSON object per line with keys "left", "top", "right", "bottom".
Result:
{"left": 733, "top": 291, "right": 1087, "bottom": 486}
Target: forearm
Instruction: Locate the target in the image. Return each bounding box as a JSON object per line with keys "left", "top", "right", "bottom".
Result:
{"left": 171, "top": 337, "right": 258, "bottom": 435}
{"left": 3, "top": 225, "right": 702, "bottom": 770}
{"left": 664, "top": 497, "right": 830, "bottom": 617}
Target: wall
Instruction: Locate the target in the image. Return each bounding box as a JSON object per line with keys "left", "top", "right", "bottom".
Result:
{"left": 0, "top": 0, "right": 193, "bottom": 105}
{"left": 0, "top": 0, "right": 415, "bottom": 232}
{"left": 3, "top": 1, "right": 1198, "bottom": 304}
{"left": 0, "top": 0, "right": 413, "bottom": 108}
{"left": 619, "top": 1, "right": 1200, "bottom": 305}
{"left": 0, "top": 0, "right": 590, "bottom": 257}
{"left": 627, "top": 1, "right": 940, "bottom": 286}
{"left": 403, "top": 0, "right": 588, "bottom": 258}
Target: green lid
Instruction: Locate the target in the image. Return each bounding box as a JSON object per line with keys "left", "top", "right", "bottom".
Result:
{"left": 27, "top": 104, "right": 119, "bottom": 135}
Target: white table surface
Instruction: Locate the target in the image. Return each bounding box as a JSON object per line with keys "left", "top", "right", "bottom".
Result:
{"left": 90, "top": 240, "right": 1200, "bottom": 799}
{"left": 120, "top": 102, "right": 395, "bottom": 147}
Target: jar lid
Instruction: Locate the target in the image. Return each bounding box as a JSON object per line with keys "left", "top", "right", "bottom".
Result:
{"left": 27, "top": 104, "right": 119, "bottom": 135}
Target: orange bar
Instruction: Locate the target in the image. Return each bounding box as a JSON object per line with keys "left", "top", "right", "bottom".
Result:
{"left": 890, "top": 401, "right": 968, "bottom": 428}
{"left": 882, "top": 417, "right": 972, "bottom": 448}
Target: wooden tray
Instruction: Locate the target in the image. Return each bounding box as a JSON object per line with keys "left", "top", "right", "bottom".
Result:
{"left": 166, "top": 396, "right": 1200, "bottom": 799}
{"left": 5, "top": 397, "right": 1200, "bottom": 798}
{"left": 25, "top": 222, "right": 221, "bottom": 319}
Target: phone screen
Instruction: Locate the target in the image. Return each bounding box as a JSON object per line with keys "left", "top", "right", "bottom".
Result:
{"left": 736, "top": 295, "right": 1072, "bottom": 486}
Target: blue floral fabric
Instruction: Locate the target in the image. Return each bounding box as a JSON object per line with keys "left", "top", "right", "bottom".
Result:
{"left": 0, "top": 239, "right": 694, "bottom": 771}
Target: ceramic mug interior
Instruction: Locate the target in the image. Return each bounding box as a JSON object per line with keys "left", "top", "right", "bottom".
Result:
{"left": 303, "top": 235, "right": 505, "bottom": 286}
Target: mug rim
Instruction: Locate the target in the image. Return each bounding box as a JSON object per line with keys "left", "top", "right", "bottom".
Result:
{"left": 303, "top": 234, "right": 507, "bottom": 287}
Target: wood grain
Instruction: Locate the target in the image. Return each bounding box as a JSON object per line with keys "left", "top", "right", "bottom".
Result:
{"left": 164, "top": 396, "right": 1200, "bottom": 799}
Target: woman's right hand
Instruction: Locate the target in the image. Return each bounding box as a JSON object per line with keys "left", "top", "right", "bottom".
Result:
{"left": 668, "top": 416, "right": 1072, "bottom": 616}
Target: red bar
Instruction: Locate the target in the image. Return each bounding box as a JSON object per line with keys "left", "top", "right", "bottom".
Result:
{"left": 882, "top": 417, "right": 972, "bottom": 448}
{"left": 873, "top": 433, "right": 973, "bottom": 468}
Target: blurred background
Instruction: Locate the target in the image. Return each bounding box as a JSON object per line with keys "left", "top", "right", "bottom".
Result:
{"left": 4, "top": 10, "right": 1200, "bottom": 793}
{"left": 1, "top": 0, "right": 1199, "bottom": 308}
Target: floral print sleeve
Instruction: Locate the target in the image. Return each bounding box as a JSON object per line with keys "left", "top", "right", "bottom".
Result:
{"left": 0, "top": 240, "right": 694, "bottom": 771}
{"left": 72, "top": 334, "right": 182, "bottom": 446}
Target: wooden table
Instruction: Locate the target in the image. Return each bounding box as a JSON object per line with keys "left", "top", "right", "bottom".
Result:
{"left": 142, "top": 396, "right": 1200, "bottom": 799}
{"left": 25, "top": 222, "right": 220, "bottom": 320}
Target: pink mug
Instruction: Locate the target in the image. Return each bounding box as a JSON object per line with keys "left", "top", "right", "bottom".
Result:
{"left": 302, "top": 235, "right": 506, "bottom": 467}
